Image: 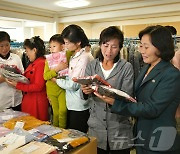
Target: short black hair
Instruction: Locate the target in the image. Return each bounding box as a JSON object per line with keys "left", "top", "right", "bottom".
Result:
{"left": 24, "top": 36, "right": 46, "bottom": 59}
{"left": 61, "top": 24, "right": 89, "bottom": 48}
{"left": 165, "top": 26, "right": 177, "bottom": 35}
{"left": 97, "top": 26, "right": 124, "bottom": 63}
{"left": 49, "top": 34, "right": 64, "bottom": 44}
{"left": 0, "top": 31, "right": 10, "bottom": 42}
{"left": 139, "top": 25, "right": 174, "bottom": 61}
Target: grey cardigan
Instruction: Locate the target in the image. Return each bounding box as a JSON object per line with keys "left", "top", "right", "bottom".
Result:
{"left": 81, "top": 58, "right": 134, "bottom": 150}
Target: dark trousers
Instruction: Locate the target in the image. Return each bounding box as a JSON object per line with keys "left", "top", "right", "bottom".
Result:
{"left": 97, "top": 147, "right": 130, "bottom": 154}
{"left": 11, "top": 104, "right": 21, "bottom": 111}
{"left": 67, "top": 109, "right": 89, "bottom": 133}
{"left": 136, "top": 147, "right": 180, "bottom": 154}
{"left": 97, "top": 140, "right": 130, "bottom": 154}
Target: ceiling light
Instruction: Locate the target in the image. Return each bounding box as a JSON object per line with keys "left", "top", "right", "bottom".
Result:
{"left": 56, "top": 0, "right": 90, "bottom": 8}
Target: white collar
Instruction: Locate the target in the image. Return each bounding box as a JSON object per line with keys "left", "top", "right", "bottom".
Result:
{"left": 71, "top": 48, "right": 85, "bottom": 59}
{"left": 0, "top": 53, "right": 13, "bottom": 62}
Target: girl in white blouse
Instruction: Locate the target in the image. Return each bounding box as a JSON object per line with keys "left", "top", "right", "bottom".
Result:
{"left": 0, "top": 31, "right": 24, "bottom": 111}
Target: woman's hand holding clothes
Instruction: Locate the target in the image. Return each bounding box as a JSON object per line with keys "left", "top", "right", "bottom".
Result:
{"left": 94, "top": 91, "right": 136, "bottom": 105}
{"left": 81, "top": 84, "right": 94, "bottom": 94}
{"left": 94, "top": 91, "right": 115, "bottom": 105}
{"left": 54, "top": 62, "right": 68, "bottom": 72}
{"left": 5, "top": 78, "right": 17, "bottom": 87}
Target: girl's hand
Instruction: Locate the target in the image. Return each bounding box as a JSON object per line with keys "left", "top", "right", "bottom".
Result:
{"left": 81, "top": 84, "right": 94, "bottom": 94}
{"left": 5, "top": 79, "right": 17, "bottom": 87}
{"left": 51, "top": 78, "right": 56, "bottom": 82}
{"left": 54, "top": 62, "right": 68, "bottom": 72}
{"left": 94, "top": 91, "right": 115, "bottom": 105}
{"left": 126, "top": 96, "right": 137, "bottom": 103}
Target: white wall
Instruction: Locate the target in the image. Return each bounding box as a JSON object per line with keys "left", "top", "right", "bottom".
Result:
{"left": 23, "top": 27, "right": 33, "bottom": 40}
{"left": 44, "top": 23, "right": 55, "bottom": 41}
{"left": 0, "top": 19, "right": 55, "bottom": 42}
{"left": 63, "top": 22, "right": 92, "bottom": 39}
{"left": 0, "top": 27, "right": 24, "bottom": 42}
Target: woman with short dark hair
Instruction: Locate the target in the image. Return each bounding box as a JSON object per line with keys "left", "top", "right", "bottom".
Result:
{"left": 81, "top": 26, "right": 134, "bottom": 154}
{"left": 0, "top": 31, "right": 24, "bottom": 111}
{"left": 95, "top": 25, "right": 180, "bottom": 154}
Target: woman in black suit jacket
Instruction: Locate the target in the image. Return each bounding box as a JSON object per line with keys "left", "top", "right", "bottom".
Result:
{"left": 94, "top": 25, "right": 180, "bottom": 154}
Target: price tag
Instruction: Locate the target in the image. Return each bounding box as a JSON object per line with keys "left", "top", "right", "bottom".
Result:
{"left": 14, "top": 121, "right": 25, "bottom": 129}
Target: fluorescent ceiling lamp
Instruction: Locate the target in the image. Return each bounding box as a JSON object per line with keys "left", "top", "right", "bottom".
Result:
{"left": 56, "top": 0, "right": 90, "bottom": 8}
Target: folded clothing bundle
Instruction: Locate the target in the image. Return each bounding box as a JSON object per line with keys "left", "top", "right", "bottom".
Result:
{"left": 0, "top": 64, "right": 22, "bottom": 74}
{"left": 73, "top": 74, "right": 136, "bottom": 102}
{"left": 0, "top": 128, "right": 35, "bottom": 153}
{"left": 0, "top": 109, "right": 29, "bottom": 124}
{"left": 45, "top": 129, "right": 90, "bottom": 153}
{"left": 0, "top": 64, "right": 29, "bottom": 84}
{"left": 92, "top": 85, "right": 130, "bottom": 99}
{"left": 45, "top": 52, "right": 69, "bottom": 77}
{"left": 3, "top": 115, "right": 50, "bottom": 130}
{"left": 92, "top": 85, "right": 136, "bottom": 102}
{"left": 72, "top": 74, "right": 111, "bottom": 86}
{"left": 10, "top": 141, "right": 57, "bottom": 154}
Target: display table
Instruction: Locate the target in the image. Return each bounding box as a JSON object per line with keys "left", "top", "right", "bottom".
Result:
{"left": 67, "top": 137, "right": 97, "bottom": 154}
{"left": 0, "top": 110, "right": 97, "bottom": 154}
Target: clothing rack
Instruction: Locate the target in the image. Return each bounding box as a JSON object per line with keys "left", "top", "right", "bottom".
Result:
{"left": 10, "top": 42, "right": 23, "bottom": 48}
{"left": 89, "top": 39, "right": 99, "bottom": 45}
{"left": 173, "top": 36, "right": 180, "bottom": 44}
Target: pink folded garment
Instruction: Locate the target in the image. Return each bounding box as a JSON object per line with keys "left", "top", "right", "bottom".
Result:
{"left": 45, "top": 52, "right": 68, "bottom": 77}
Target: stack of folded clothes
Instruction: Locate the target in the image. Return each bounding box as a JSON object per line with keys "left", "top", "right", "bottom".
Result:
{"left": 0, "top": 111, "right": 90, "bottom": 154}
{"left": 44, "top": 129, "right": 90, "bottom": 153}
{"left": 91, "top": 85, "right": 135, "bottom": 101}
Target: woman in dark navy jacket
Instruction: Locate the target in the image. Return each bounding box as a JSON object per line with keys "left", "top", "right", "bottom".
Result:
{"left": 94, "top": 25, "right": 180, "bottom": 154}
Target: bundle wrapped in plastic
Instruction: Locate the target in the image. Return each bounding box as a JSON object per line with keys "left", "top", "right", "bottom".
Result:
{"left": 0, "top": 109, "right": 29, "bottom": 124}
{"left": 0, "top": 64, "right": 29, "bottom": 84}
{"left": 43, "top": 129, "right": 90, "bottom": 153}
{"left": 3, "top": 115, "right": 50, "bottom": 130}
{"left": 0, "top": 128, "right": 35, "bottom": 153}
{"left": 72, "top": 74, "right": 111, "bottom": 86}
{"left": 28, "top": 124, "right": 62, "bottom": 141}
{"left": 73, "top": 74, "right": 136, "bottom": 102}
{"left": 10, "top": 141, "right": 57, "bottom": 154}
{"left": 92, "top": 85, "right": 136, "bottom": 102}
